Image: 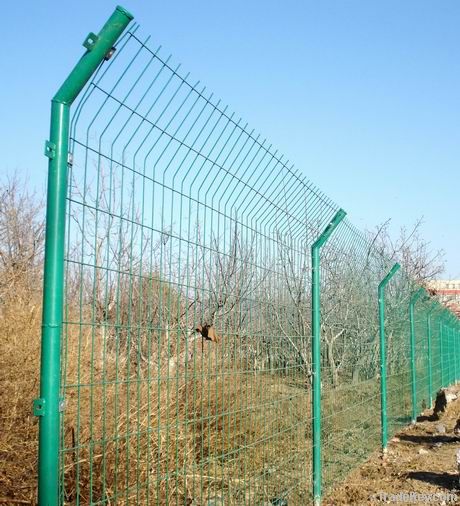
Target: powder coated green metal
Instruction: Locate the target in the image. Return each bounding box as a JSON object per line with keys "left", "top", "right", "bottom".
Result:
{"left": 451, "top": 324, "right": 455, "bottom": 382}
{"left": 54, "top": 6, "right": 134, "bottom": 105}
{"left": 427, "top": 311, "right": 433, "bottom": 407}
{"left": 409, "top": 288, "right": 424, "bottom": 423}
{"left": 454, "top": 324, "right": 458, "bottom": 383}
{"left": 38, "top": 100, "right": 69, "bottom": 506}
{"left": 451, "top": 324, "right": 454, "bottom": 382}
{"left": 440, "top": 319, "right": 444, "bottom": 385}
{"left": 458, "top": 327, "right": 460, "bottom": 382}
{"left": 311, "top": 208, "right": 346, "bottom": 505}
{"left": 444, "top": 322, "right": 452, "bottom": 384}
{"left": 37, "top": 7, "right": 133, "bottom": 505}
{"left": 457, "top": 327, "right": 459, "bottom": 382}
{"left": 378, "top": 263, "right": 400, "bottom": 451}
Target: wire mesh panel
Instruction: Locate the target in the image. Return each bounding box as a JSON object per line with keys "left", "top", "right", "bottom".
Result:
{"left": 414, "top": 302, "right": 430, "bottom": 415}
{"left": 319, "top": 223, "right": 384, "bottom": 489}
{"left": 314, "top": 223, "right": 426, "bottom": 491}
{"left": 431, "top": 313, "right": 442, "bottom": 395}
{"left": 385, "top": 277, "right": 413, "bottom": 437}
{"left": 60, "top": 24, "right": 341, "bottom": 505}
{"left": 50, "top": 15, "right": 460, "bottom": 506}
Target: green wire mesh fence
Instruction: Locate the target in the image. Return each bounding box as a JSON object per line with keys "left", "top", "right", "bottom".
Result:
{"left": 37, "top": 7, "right": 460, "bottom": 505}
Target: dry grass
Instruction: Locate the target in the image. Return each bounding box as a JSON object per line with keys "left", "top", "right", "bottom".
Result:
{"left": 0, "top": 288, "right": 41, "bottom": 504}
{"left": 0, "top": 292, "right": 412, "bottom": 505}
{"left": 59, "top": 324, "right": 310, "bottom": 504}
{"left": 1, "top": 286, "right": 415, "bottom": 505}
{"left": 0, "top": 291, "right": 310, "bottom": 505}
{"left": 1, "top": 289, "right": 421, "bottom": 506}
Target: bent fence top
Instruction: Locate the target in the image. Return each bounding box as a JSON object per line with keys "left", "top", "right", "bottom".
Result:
{"left": 37, "top": 6, "right": 460, "bottom": 505}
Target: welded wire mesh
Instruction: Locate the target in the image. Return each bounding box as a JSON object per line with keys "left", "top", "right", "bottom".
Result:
{"left": 316, "top": 226, "right": 381, "bottom": 489}
{"left": 55, "top": 19, "right": 459, "bottom": 506}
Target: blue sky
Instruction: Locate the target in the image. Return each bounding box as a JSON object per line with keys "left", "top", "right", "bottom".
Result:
{"left": 1, "top": 1, "right": 459, "bottom": 276}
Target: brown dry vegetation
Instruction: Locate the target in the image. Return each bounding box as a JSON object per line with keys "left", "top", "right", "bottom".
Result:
{"left": 0, "top": 285, "right": 41, "bottom": 504}
{"left": 0, "top": 176, "right": 311, "bottom": 504}
{"left": 1, "top": 284, "right": 311, "bottom": 504}
{"left": 59, "top": 321, "right": 310, "bottom": 505}
{"left": 1, "top": 285, "right": 311, "bottom": 504}
{"left": 1, "top": 324, "right": 312, "bottom": 504}
{"left": 0, "top": 176, "right": 43, "bottom": 504}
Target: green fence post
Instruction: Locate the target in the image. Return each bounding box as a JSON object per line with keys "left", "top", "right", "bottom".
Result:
{"left": 442, "top": 317, "right": 448, "bottom": 387}
{"left": 311, "top": 208, "right": 346, "bottom": 506}
{"left": 457, "top": 325, "right": 460, "bottom": 383}
{"left": 453, "top": 322, "right": 457, "bottom": 384}
{"left": 409, "top": 287, "right": 424, "bottom": 424}
{"left": 450, "top": 324, "right": 454, "bottom": 384}
{"left": 454, "top": 324, "right": 457, "bottom": 383}
{"left": 35, "top": 7, "right": 133, "bottom": 505}
{"left": 457, "top": 326, "right": 459, "bottom": 383}
{"left": 426, "top": 308, "right": 433, "bottom": 408}
{"left": 434, "top": 306, "right": 441, "bottom": 393}
{"left": 440, "top": 318, "right": 444, "bottom": 386}
{"left": 455, "top": 326, "right": 457, "bottom": 383}
{"left": 447, "top": 324, "right": 453, "bottom": 385}
{"left": 450, "top": 321, "right": 453, "bottom": 384}
{"left": 452, "top": 319, "right": 457, "bottom": 383}
{"left": 446, "top": 319, "right": 449, "bottom": 384}
{"left": 447, "top": 322, "right": 451, "bottom": 385}
{"left": 448, "top": 323, "right": 452, "bottom": 385}
{"left": 377, "top": 263, "right": 400, "bottom": 452}
{"left": 455, "top": 325, "right": 458, "bottom": 383}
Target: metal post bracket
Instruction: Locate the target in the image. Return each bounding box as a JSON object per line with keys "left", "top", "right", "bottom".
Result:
{"left": 104, "top": 47, "right": 117, "bottom": 61}
{"left": 44, "top": 141, "right": 56, "bottom": 159}
{"left": 83, "top": 32, "right": 99, "bottom": 51}
{"left": 33, "top": 398, "right": 46, "bottom": 417}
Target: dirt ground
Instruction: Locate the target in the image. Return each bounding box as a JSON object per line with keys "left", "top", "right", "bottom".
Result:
{"left": 326, "top": 387, "right": 460, "bottom": 505}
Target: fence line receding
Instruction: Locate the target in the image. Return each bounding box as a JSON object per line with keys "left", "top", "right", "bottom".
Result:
{"left": 36, "top": 6, "right": 460, "bottom": 505}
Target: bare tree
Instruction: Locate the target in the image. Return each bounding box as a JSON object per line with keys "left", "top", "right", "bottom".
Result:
{"left": 367, "top": 218, "right": 445, "bottom": 284}
{"left": 0, "top": 173, "right": 44, "bottom": 303}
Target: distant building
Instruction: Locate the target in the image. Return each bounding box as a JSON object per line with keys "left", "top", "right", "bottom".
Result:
{"left": 427, "top": 280, "right": 460, "bottom": 316}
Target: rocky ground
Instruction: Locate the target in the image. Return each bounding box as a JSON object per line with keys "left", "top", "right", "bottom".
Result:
{"left": 326, "top": 386, "right": 460, "bottom": 505}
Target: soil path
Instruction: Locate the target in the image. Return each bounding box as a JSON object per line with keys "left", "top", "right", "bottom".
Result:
{"left": 326, "top": 388, "right": 460, "bottom": 505}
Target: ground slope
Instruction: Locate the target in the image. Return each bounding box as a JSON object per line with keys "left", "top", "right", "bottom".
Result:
{"left": 326, "top": 388, "right": 460, "bottom": 505}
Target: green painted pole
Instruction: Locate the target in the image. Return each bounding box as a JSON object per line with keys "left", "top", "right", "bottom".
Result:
{"left": 454, "top": 324, "right": 458, "bottom": 383}
{"left": 409, "top": 287, "right": 424, "bottom": 424}
{"left": 451, "top": 324, "right": 454, "bottom": 384}
{"left": 452, "top": 325, "right": 454, "bottom": 383}
{"left": 453, "top": 323, "right": 457, "bottom": 383}
{"left": 444, "top": 320, "right": 451, "bottom": 386}
{"left": 447, "top": 323, "right": 451, "bottom": 385}
{"left": 377, "top": 263, "right": 400, "bottom": 452}
{"left": 36, "top": 7, "right": 133, "bottom": 505}
{"left": 448, "top": 324, "right": 452, "bottom": 384}
{"left": 311, "top": 208, "right": 346, "bottom": 506}
{"left": 426, "top": 311, "right": 433, "bottom": 407}
{"left": 457, "top": 327, "right": 459, "bottom": 382}
{"left": 457, "top": 326, "right": 460, "bottom": 382}
{"left": 440, "top": 319, "right": 444, "bottom": 386}
{"left": 453, "top": 324, "right": 457, "bottom": 383}
{"left": 455, "top": 326, "right": 458, "bottom": 383}
{"left": 455, "top": 326, "right": 457, "bottom": 383}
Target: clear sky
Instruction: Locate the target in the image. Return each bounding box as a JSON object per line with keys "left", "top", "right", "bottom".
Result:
{"left": 1, "top": 1, "right": 459, "bottom": 277}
